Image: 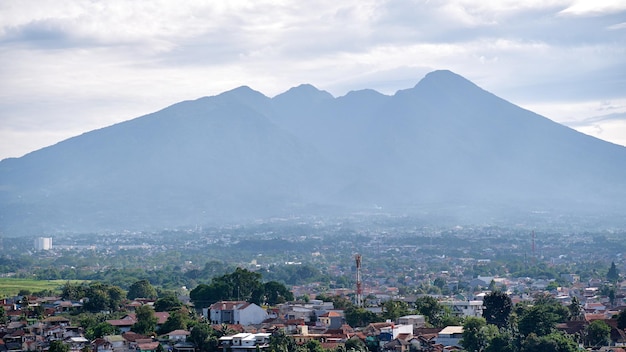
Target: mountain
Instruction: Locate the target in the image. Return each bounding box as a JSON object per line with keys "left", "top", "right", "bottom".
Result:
{"left": 1, "top": 70, "right": 626, "bottom": 235}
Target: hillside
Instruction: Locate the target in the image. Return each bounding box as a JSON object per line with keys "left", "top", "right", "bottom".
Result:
{"left": 1, "top": 70, "right": 626, "bottom": 235}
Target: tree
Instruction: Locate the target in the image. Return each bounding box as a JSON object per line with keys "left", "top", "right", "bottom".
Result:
{"left": 189, "top": 268, "right": 264, "bottom": 307}
{"left": 49, "top": 341, "right": 69, "bottom": 352}
{"left": 159, "top": 307, "right": 191, "bottom": 334}
{"left": 261, "top": 281, "right": 294, "bottom": 306}
{"left": 617, "top": 308, "right": 626, "bottom": 330}
{"left": 344, "top": 337, "right": 367, "bottom": 352}
{"left": 128, "top": 279, "right": 157, "bottom": 300}
{"left": 188, "top": 323, "right": 212, "bottom": 352}
{"left": 83, "top": 286, "right": 109, "bottom": 313}
{"left": 86, "top": 322, "right": 120, "bottom": 340}
{"left": 484, "top": 331, "right": 514, "bottom": 352}
{"left": 0, "top": 306, "right": 8, "bottom": 324}
{"left": 585, "top": 320, "right": 610, "bottom": 347}
{"left": 382, "top": 300, "right": 409, "bottom": 321}
{"left": 315, "top": 293, "right": 353, "bottom": 310}
{"left": 131, "top": 305, "right": 157, "bottom": 335}
{"left": 518, "top": 294, "right": 570, "bottom": 337}
{"left": 61, "top": 282, "right": 86, "bottom": 301}
{"left": 154, "top": 294, "right": 184, "bottom": 312}
{"left": 607, "top": 261, "right": 620, "bottom": 283}
{"left": 305, "top": 340, "right": 325, "bottom": 352}
{"left": 567, "top": 296, "right": 582, "bottom": 321}
{"left": 268, "top": 329, "right": 300, "bottom": 352}
{"left": 461, "top": 317, "right": 498, "bottom": 352}
{"left": 414, "top": 296, "right": 452, "bottom": 328}
{"left": 520, "top": 332, "right": 578, "bottom": 352}
{"left": 518, "top": 305, "right": 561, "bottom": 337}
{"left": 482, "top": 290, "right": 512, "bottom": 329}
{"left": 345, "top": 306, "right": 381, "bottom": 328}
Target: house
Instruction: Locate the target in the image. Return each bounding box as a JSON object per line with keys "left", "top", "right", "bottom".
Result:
{"left": 136, "top": 341, "right": 160, "bottom": 352}
{"left": 379, "top": 324, "right": 413, "bottom": 343}
{"left": 163, "top": 329, "right": 190, "bottom": 342}
{"left": 440, "top": 300, "right": 483, "bottom": 318}
{"left": 102, "top": 335, "right": 126, "bottom": 352}
{"left": 435, "top": 326, "right": 463, "bottom": 347}
{"left": 382, "top": 333, "right": 414, "bottom": 352}
{"left": 218, "top": 332, "right": 271, "bottom": 352}
{"left": 106, "top": 312, "right": 169, "bottom": 333}
{"left": 397, "top": 315, "right": 426, "bottom": 328}
{"left": 205, "top": 301, "right": 268, "bottom": 326}
{"left": 66, "top": 336, "right": 89, "bottom": 351}
{"left": 318, "top": 311, "right": 343, "bottom": 329}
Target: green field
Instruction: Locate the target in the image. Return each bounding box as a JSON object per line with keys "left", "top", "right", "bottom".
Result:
{"left": 0, "top": 278, "right": 81, "bottom": 298}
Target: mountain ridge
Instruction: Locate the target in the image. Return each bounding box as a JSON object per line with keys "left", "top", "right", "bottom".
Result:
{"left": 1, "top": 70, "right": 626, "bottom": 235}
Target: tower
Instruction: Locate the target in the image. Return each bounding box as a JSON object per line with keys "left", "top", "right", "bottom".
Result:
{"left": 531, "top": 231, "right": 537, "bottom": 265}
{"left": 355, "top": 254, "right": 363, "bottom": 307}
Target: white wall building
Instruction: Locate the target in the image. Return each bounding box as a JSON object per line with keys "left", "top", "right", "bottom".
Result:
{"left": 436, "top": 326, "right": 464, "bottom": 347}
{"left": 34, "top": 237, "right": 52, "bottom": 251}
{"left": 204, "top": 301, "right": 268, "bottom": 326}
{"left": 440, "top": 300, "right": 484, "bottom": 317}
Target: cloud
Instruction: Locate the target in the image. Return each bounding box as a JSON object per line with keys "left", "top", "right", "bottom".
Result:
{"left": 558, "top": 0, "right": 626, "bottom": 17}
{"left": 0, "top": 0, "right": 625, "bottom": 159}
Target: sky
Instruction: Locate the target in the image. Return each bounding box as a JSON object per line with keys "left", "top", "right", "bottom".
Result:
{"left": 1, "top": 0, "right": 626, "bottom": 161}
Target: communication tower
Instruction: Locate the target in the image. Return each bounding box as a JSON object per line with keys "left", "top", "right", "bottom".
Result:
{"left": 355, "top": 254, "right": 363, "bottom": 307}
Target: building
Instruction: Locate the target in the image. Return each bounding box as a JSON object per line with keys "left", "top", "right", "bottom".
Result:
{"left": 318, "top": 311, "right": 344, "bottom": 329}
{"left": 218, "top": 333, "right": 271, "bottom": 352}
{"left": 436, "top": 326, "right": 463, "bottom": 347}
{"left": 440, "top": 300, "right": 484, "bottom": 318}
{"left": 397, "top": 315, "right": 426, "bottom": 328}
{"left": 204, "top": 301, "right": 268, "bottom": 326}
{"left": 34, "top": 237, "right": 52, "bottom": 251}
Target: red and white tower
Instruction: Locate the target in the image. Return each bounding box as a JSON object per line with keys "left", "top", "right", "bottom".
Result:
{"left": 355, "top": 254, "right": 363, "bottom": 307}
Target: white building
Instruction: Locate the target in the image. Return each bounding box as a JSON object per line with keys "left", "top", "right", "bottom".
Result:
{"left": 218, "top": 333, "right": 271, "bottom": 351}
{"left": 34, "top": 237, "right": 52, "bottom": 251}
{"left": 397, "top": 314, "right": 426, "bottom": 328}
{"left": 440, "top": 300, "right": 484, "bottom": 318}
{"left": 204, "top": 301, "right": 268, "bottom": 326}
{"left": 436, "top": 326, "right": 464, "bottom": 347}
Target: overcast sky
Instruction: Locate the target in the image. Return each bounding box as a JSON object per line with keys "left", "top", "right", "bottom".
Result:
{"left": 1, "top": 0, "right": 625, "bottom": 160}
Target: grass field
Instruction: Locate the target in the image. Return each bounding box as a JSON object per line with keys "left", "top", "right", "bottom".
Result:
{"left": 0, "top": 278, "right": 80, "bottom": 298}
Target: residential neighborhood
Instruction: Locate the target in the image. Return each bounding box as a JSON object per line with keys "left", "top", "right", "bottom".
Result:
{"left": 1, "top": 218, "right": 626, "bottom": 351}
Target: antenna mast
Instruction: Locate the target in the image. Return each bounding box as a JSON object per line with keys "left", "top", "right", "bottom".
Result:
{"left": 532, "top": 230, "right": 537, "bottom": 264}
{"left": 355, "top": 254, "right": 363, "bottom": 307}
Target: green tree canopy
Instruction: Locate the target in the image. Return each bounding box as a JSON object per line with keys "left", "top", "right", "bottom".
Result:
{"left": 0, "top": 306, "right": 7, "bottom": 324}
{"left": 586, "top": 320, "right": 611, "bottom": 347}
{"left": 482, "top": 290, "right": 512, "bottom": 329}
{"left": 158, "top": 307, "right": 192, "bottom": 335}
{"left": 188, "top": 323, "right": 212, "bottom": 352}
{"left": 382, "top": 300, "right": 410, "bottom": 322}
{"left": 154, "top": 294, "right": 184, "bottom": 312}
{"left": 128, "top": 279, "right": 157, "bottom": 300}
{"left": 49, "top": 341, "right": 70, "bottom": 352}
{"left": 261, "top": 281, "right": 294, "bottom": 306}
{"left": 189, "top": 268, "right": 264, "bottom": 307}
{"left": 344, "top": 337, "right": 368, "bottom": 352}
{"left": 345, "top": 306, "right": 381, "bottom": 328}
{"left": 85, "top": 322, "right": 120, "bottom": 340}
{"left": 617, "top": 308, "right": 626, "bottom": 330}
{"left": 414, "top": 296, "right": 453, "bottom": 328}
{"left": 521, "top": 332, "right": 578, "bottom": 352}
{"left": 268, "top": 329, "right": 300, "bottom": 352}
{"left": 461, "top": 317, "right": 499, "bottom": 352}
{"left": 607, "top": 261, "right": 620, "bottom": 282}
{"left": 131, "top": 305, "right": 158, "bottom": 335}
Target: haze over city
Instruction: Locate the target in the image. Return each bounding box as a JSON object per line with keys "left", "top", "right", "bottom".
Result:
{"left": 1, "top": 0, "right": 626, "bottom": 161}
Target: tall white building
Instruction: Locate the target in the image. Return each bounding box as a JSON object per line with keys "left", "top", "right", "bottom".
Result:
{"left": 34, "top": 237, "right": 52, "bottom": 251}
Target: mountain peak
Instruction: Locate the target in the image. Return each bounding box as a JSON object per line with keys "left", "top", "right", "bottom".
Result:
{"left": 273, "top": 84, "right": 334, "bottom": 103}
{"left": 416, "top": 69, "right": 478, "bottom": 90}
